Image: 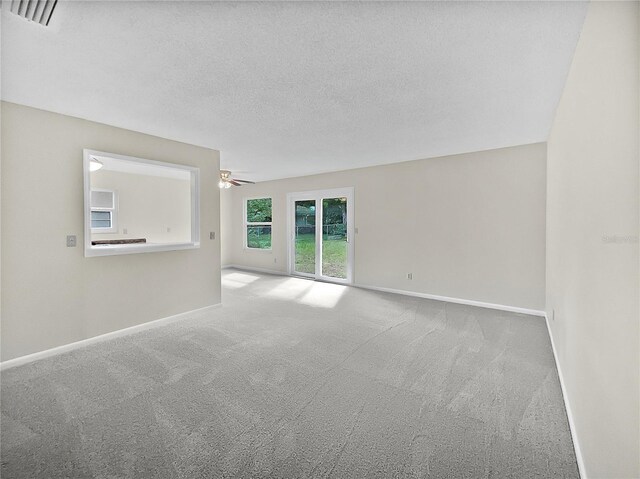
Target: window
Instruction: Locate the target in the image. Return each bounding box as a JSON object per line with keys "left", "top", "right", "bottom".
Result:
{"left": 84, "top": 149, "right": 200, "bottom": 257}
{"left": 245, "top": 198, "right": 272, "bottom": 249}
{"left": 90, "top": 188, "right": 117, "bottom": 233}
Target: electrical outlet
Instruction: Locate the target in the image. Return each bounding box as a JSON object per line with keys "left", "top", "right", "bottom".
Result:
{"left": 407, "top": 273, "right": 413, "bottom": 280}
{"left": 123, "top": 228, "right": 128, "bottom": 234}
{"left": 66, "top": 235, "right": 77, "bottom": 247}
{"left": 355, "top": 227, "right": 359, "bottom": 234}
{"left": 210, "top": 232, "right": 215, "bottom": 240}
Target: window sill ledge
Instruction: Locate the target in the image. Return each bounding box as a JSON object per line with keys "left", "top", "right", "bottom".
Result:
{"left": 85, "top": 242, "right": 200, "bottom": 257}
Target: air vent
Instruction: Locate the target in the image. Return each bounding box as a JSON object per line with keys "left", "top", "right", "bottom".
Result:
{"left": 5, "top": 0, "right": 58, "bottom": 26}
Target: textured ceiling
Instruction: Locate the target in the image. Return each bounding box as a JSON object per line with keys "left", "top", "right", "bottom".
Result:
{"left": 1, "top": 1, "right": 587, "bottom": 181}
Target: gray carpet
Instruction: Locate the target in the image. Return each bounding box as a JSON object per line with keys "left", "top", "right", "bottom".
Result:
{"left": 1, "top": 269, "right": 578, "bottom": 478}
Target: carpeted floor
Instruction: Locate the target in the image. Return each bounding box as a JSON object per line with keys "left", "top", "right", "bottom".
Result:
{"left": 1, "top": 269, "right": 579, "bottom": 478}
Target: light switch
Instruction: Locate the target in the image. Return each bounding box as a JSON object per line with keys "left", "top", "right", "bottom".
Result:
{"left": 210, "top": 232, "right": 215, "bottom": 240}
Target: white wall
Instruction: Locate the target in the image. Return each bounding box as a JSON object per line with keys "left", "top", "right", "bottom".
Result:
{"left": 222, "top": 143, "right": 547, "bottom": 312}
{"left": 1, "top": 102, "right": 222, "bottom": 361}
{"left": 546, "top": 2, "right": 639, "bottom": 478}
{"left": 91, "top": 170, "right": 191, "bottom": 244}
{"left": 220, "top": 188, "right": 232, "bottom": 266}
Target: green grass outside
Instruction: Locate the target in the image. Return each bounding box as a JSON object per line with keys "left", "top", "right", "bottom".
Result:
{"left": 246, "top": 231, "right": 347, "bottom": 279}
{"left": 247, "top": 231, "right": 272, "bottom": 249}
{"left": 295, "top": 233, "right": 347, "bottom": 279}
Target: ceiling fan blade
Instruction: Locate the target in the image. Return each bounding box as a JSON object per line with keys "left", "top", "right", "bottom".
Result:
{"left": 229, "top": 180, "right": 242, "bottom": 186}
{"left": 232, "top": 179, "right": 255, "bottom": 184}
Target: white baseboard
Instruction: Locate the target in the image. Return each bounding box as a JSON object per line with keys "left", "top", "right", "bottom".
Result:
{"left": 356, "top": 283, "right": 546, "bottom": 317}
{"left": 544, "top": 314, "right": 587, "bottom": 479}
{"left": 224, "top": 264, "right": 544, "bottom": 317}
{"left": 223, "top": 263, "right": 285, "bottom": 276}
{"left": 0, "top": 303, "right": 222, "bottom": 371}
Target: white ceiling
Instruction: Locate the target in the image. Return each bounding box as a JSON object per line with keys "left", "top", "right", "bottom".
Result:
{"left": 1, "top": 1, "right": 588, "bottom": 181}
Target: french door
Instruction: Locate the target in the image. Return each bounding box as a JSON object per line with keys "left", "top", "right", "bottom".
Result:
{"left": 287, "top": 188, "right": 354, "bottom": 284}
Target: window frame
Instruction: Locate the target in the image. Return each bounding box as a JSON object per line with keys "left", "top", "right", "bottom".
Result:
{"left": 90, "top": 188, "right": 118, "bottom": 234}
{"left": 83, "top": 149, "right": 201, "bottom": 258}
{"left": 243, "top": 196, "right": 273, "bottom": 251}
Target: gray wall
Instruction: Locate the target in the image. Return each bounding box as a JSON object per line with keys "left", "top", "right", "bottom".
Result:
{"left": 546, "top": 2, "right": 639, "bottom": 477}
{"left": 222, "top": 143, "right": 547, "bottom": 312}
{"left": 1, "top": 102, "right": 222, "bottom": 361}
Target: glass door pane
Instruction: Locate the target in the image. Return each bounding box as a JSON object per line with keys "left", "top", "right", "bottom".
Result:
{"left": 294, "top": 200, "right": 316, "bottom": 275}
{"left": 321, "top": 197, "right": 347, "bottom": 279}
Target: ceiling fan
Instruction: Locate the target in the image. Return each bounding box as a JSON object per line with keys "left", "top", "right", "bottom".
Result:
{"left": 219, "top": 170, "right": 255, "bottom": 188}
